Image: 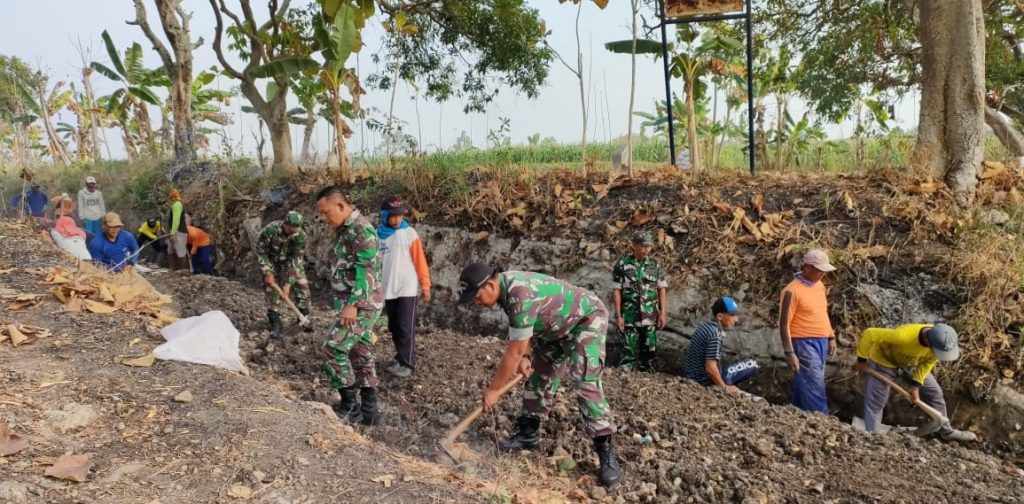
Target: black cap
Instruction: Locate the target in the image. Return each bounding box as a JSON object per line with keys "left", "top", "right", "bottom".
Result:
{"left": 458, "top": 263, "right": 496, "bottom": 304}
{"left": 381, "top": 195, "right": 409, "bottom": 215}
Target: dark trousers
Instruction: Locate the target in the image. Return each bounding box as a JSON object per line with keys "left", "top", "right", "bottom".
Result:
{"left": 384, "top": 296, "right": 418, "bottom": 369}
{"left": 191, "top": 245, "right": 214, "bottom": 275}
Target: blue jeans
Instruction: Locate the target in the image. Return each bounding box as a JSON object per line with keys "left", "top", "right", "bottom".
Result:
{"left": 792, "top": 338, "right": 830, "bottom": 414}
{"left": 83, "top": 219, "right": 101, "bottom": 238}
{"left": 191, "top": 245, "right": 213, "bottom": 274}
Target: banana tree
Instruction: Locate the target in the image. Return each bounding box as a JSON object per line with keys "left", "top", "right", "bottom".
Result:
{"left": 91, "top": 30, "right": 168, "bottom": 157}
{"left": 669, "top": 26, "right": 709, "bottom": 171}
{"left": 17, "top": 75, "right": 73, "bottom": 164}
{"left": 312, "top": 0, "right": 372, "bottom": 183}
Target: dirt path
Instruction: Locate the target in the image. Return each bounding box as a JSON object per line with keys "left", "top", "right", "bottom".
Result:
{"left": 4, "top": 219, "right": 1024, "bottom": 503}
{"left": 0, "top": 222, "right": 480, "bottom": 503}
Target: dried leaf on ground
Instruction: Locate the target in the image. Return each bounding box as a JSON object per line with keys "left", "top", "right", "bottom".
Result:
{"left": 6, "top": 294, "right": 42, "bottom": 310}
{"left": 83, "top": 299, "right": 117, "bottom": 314}
{"left": 227, "top": 484, "right": 252, "bottom": 499}
{"left": 0, "top": 421, "right": 29, "bottom": 456}
{"left": 122, "top": 353, "right": 156, "bottom": 368}
{"left": 44, "top": 453, "right": 92, "bottom": 482}
{"left": 631, "top": 213, "right": 655, "bottom": 226}
{"left": 7, "top": 324, "right": 28, "bottom": 346}
{"left": 472, "top": 231, "right": 490, "bottom": 244}
{"left": 371, "top": 474, "right": 395, "bottom": 488}
{"left": 0, "top": 267, "right": 14, "bottom": 275}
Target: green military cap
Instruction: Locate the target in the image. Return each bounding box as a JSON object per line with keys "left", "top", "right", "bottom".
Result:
{"left": 632, "top": 231, "right": 654, "bottom": 245}
{"left": 286, "top": 211, "right": 303, "bottom": 226}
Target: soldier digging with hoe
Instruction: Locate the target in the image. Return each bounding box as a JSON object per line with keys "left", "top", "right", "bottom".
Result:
{"left": 458, "top": 263, "right": 623, "bottom": 487}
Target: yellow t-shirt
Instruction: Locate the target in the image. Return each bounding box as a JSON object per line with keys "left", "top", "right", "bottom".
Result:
{"left": 856, "top": 324, "right": 937, "bottom": 384}
{"left": 138, "top": 221, "right": 162, "bottom": 240}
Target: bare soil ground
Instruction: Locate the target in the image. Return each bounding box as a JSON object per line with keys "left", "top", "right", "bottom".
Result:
{"left": 149, "top": 239, "right": 1024, "bottom": 502}
{"left": 0, "top": 222, "right": 480, "bottom": 504}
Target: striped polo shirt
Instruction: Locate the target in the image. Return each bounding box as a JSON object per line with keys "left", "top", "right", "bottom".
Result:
{"left": 684, "top": 320, "right": 725, "bottom": 386}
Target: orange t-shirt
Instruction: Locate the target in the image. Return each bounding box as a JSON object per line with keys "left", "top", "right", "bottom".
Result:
{"left": 186, "top": 226, "right": 211, "bottom": 254}
{"left": 779, "top": 278, "right": 833, "bottom": 338}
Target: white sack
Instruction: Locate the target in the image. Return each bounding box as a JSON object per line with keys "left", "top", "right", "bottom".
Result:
{"left": 51, "top": 229, "right": 92, "bottom": 261}
{"left": 154, "top": 310, "right": 247, "bottom": 373}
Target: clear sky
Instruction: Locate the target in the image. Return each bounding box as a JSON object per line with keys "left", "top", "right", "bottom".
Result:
{"left": 0, "top": 0, "right": 919, "bottom": 161}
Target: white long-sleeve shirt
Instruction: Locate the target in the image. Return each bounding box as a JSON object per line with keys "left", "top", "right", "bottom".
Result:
{"left": 77, "top": 188, "right": 106, "bottom": 221}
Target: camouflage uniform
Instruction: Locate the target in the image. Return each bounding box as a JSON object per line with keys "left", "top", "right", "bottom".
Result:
{"left": 257, "top": 220, "right": 310, "bottom": 315}
{"left": 321, "top": 209, "right": 384, "bottom": 390}
{"left": 501, "top": 271, "right": 615, "bottom": 438}
{"left": 612, "top": 255, "right": 667, "bottom": 371}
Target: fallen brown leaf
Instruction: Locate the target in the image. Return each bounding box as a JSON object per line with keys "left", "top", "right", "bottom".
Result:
{"left": 122, "top": 353, "right": 156, "bottom": 368}
{"left": 0, "top": 421, "right": 29, "bottom": 456}
{"left": 45, "top": 453, "right": 92, "bottom": 482}
{"left": 472, "top": 231, "right": 490, "bottom": 244}
{"left": 8, "top": 324, "right": 28, "bottom": 346}
{"left": 83, "top": 299, "right": 117, "bottom": 314}
{"left": 371, "top": 474, "right": 395, "bottom": 488}
{"left": 631, "top": 213, "right": 655, "bottom": 226}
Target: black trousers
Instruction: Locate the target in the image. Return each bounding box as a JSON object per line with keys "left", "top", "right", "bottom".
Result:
{"left": 384, "top": 296, "right": 418, "bottom": 369}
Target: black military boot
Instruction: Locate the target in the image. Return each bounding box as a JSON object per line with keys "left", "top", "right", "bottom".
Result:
{"left": 359, "top": 387, "right": 382, "bottom": 426}
{"left": 594, "top": 435, "right": 622, "bottom": 486}
{"left": 333, "top": 387, "right": 363, "bottom": 424}
{"left": 498, "top": 416, "right": 541, "bottom": 452}
{"left": 267, "top": 311, "right": 283, "bottom": 338}
{"left": 299, "top": 307, "right": 314, "bottom": 332}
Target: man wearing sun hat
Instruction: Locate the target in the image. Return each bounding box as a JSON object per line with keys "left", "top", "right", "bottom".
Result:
{"left": 88, "top": 212, "right": 139, "bottom": 273}
{"left": 854, "top": 323, "right": 976, "bottom": 442}
{"left": 457, "top": 263, "right": 622, "bottom": 487}
{"left": 778, "top": 249, "right": 837, "bottom": 413}
{"left": 257, "top": 210, "right": 311, "bottom": 338}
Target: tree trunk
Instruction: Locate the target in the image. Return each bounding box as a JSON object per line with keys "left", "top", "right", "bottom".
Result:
{"left": 300, "top": 108, "right": 315, "bottom": 163}
{"left": 685, "top": 71, "right": 701, "bottom": 171}
{"left": 774, "top": 93, "right": 787, "bottom": 171}
{"left": 133, "top": 0, "right": 198, "bottom": 163}
{"left": 239, "top": 78, "right": 294, "bottom": 173}
{"left": 81, "top": 66, "right": 102, "bottom": 162}
{"left": 575, "top": 1, "right": 587, "bottom": 176}
{"left": 625, "top": 0, "right": 638, "bottom": 178}
{"left": 332, "top": 90, "right": 350, "bottom": 184}
{"left": 912, "top": 0, "right": 986, "bottom": 203}
{"left": 985, "top": 105, "right": 1024, "bottom": 159}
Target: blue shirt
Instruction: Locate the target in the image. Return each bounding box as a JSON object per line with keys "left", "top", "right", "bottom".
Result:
{"left": 12, "top": 189, "right": 48, "bottom": 217}
{"left": 89, "top": 230, "right": 139, "bottom": 271}
{"left": 684, "top": 320, "right": 726, "bottom": 386}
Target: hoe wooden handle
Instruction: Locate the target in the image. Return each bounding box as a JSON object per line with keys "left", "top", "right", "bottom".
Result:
{"left": 862, "top": 367, "right": 949, "bottom": 424}
{"left": 271, "top": 284, "right": 309, "bottom": 326}
{"left": 441, "top": 374, "right": 525, "bottom": 448}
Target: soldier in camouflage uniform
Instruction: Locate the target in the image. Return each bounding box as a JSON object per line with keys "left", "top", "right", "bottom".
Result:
{"left": 315, "top": 186, "right": 385, "bottom": 426}
{"left": 459, "top": 263, "right": 623, "bottom": 487}
{"left": 258, "top": 211, "right": 311, "bottom": 338}
{"left": 612, "top": 232, "right": 668, "bottom": 371}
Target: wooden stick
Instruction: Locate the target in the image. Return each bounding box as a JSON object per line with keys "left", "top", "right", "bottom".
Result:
{"left": 440, "top": 374, "right": 525, "bottom": 452}
{"left": 271, "top": 284, "right": 309, "bottom": 326}
{"left": 862, "top": 366, "right": 949, "bottom": 424}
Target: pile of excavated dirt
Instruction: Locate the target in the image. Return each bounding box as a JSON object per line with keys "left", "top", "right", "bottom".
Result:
{"left": 0, "top": 222, "right": 481, "bottom": 503}
{"left": 150, "top": 269, "right": 1024, "bottom": 502}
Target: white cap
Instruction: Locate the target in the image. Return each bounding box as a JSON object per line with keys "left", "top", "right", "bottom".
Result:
{"left": 802, "top": 249, "right": 836, "bottom": 272}
{"left": 85, "top": 176, "right": 96, "bottom": 184}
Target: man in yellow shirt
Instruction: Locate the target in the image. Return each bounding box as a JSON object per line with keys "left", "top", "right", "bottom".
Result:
{"left": 854, "top": 323, "right": 975, "bottom": 442}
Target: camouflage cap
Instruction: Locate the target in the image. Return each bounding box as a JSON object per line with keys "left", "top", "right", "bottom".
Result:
{"left": 632, "top": 231, "right": 654, "bottom": 245}
{"left": 285, "top": 211, "right": 303, "bottom": 226}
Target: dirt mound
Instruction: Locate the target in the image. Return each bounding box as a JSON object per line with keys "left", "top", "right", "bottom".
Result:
{"left": 0, "top": 222, "right": 480, "bottom": 503}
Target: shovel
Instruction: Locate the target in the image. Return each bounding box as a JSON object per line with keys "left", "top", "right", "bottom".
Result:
{"left": 271, "top": 284, "right": 310, "bottom": 327}
{"left": 862, "top": 366, "right": 949, "bottom": 431}
{"left": 439, "top": 373, "right": 524, "bottom": 464}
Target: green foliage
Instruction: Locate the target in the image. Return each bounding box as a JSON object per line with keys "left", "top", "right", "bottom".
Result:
{"left": 604, "top": 39, "right": 663, "bottom": 54}
{"left": 0, "top": 55, "right": 35, "bottom": 120}
{"left": 252, "top": 57, "right": 320, "bottom": 79}
{"left": 368, "top": 0, "right": 553, "bottom": 113}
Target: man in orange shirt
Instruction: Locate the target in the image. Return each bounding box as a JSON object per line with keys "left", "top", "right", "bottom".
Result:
{"left": 778, "top": 249, "right": 836, "bottom": 413}
{"left": 186, "top": 224, "right": 214, "bottom": 275}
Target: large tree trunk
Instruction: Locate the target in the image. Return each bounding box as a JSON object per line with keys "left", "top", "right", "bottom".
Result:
{"left": 331, "top": 90, "right": 350, "bottom": 184}
{"left": 239, "top": 78, "right": 294, "bottom": 173}
{"left": 912, "top": 0, "right": 986, "bottom": 203}
{"left": 35, "top": 81, "right": 71, "bottom": 165}
{"left": 985, "top": 105, "right": 1024, "bottom": 159}
{"left": 132, "top": 0, "right": 197, "bottom": 163}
